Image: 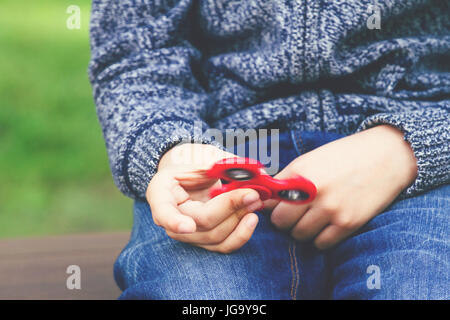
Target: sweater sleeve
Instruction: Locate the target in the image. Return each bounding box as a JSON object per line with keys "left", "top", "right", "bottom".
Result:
{"left": 357, "top": 105, "right": 450, "bottom": 197}
{"left": 88, "top": 0, "right": 216, "bottom": 200}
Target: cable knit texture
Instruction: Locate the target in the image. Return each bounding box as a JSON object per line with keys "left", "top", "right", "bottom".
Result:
{"left": 89, "top": 0, "right": 449, "bottom": 200}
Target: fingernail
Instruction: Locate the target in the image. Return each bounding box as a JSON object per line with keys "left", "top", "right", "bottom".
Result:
{"left": 178, "top": 221, "right": 195, "bottom": 234}
{"left": 246, "top": 215, "right": 258, "bottom": 229}
{"left": 246, "top": 200, "right": 264, "bottom": 213}
{"left": 243, "top": 191, "right": 260, "bottom": 205}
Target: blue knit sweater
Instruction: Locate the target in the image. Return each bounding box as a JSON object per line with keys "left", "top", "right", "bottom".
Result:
{"left": 89, "top": 0, "right": 449, "bottom": 201}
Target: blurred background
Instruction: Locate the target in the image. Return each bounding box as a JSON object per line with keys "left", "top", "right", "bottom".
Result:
{"left": 0, "top": 0, "right": 132, "bottom": 238}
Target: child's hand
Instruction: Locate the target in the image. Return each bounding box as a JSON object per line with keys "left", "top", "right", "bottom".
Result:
{"left": 265, "top": 125, "right": 418, "bottom": 250}
{"left": 146, "top": 143, "right": 263, "bottom": 254}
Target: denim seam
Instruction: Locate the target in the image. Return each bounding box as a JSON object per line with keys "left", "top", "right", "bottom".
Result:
{"left": 288, "top": 241, "right": 295, "bottom": 299}
{"left": 290, "top": 130, "right": 301, "bottom": 156}
{"left": 291, "top": 130, "right": 305, "bottom": 156}
{"left": 297, "top": 134, "right": 305, "bottom": 154}
{"left": 288, "top": 240, "right": 300, "bottom": 300}
{"left": 292, "top": 241, "right": 299, "bottom": 299}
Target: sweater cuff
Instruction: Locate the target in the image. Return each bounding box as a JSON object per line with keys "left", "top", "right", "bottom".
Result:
{"left": 114, "top": 117, "right": 223, "bottom": 200}
{"left": 357, "top": 108, "right": 450, "bottom": 197}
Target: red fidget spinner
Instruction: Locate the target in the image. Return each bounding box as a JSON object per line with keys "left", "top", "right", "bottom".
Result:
{"left": 207, "top": 157, "right": 317, "bottom": 204}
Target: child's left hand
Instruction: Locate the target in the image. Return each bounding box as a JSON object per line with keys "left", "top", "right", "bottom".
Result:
{"left": 264, "top": 125, "right": 418, "bottom": 250}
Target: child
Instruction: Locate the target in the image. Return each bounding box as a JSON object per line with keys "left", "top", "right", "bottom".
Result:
{"left": 89, "top": 0, "right": 449, "bottom": 299}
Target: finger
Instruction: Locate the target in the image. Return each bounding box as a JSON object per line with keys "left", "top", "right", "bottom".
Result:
{"left": 147, "top": 174, "right": 196, "bottom": 234}
{"left": 174, "top": 153, "right": 239, "bottom": 190}
{"left": 199, "top": 213, "right": 259, "bottom": 254}
{"left": 172, "top": 183, "right": 190, "bottom": 205}
{"left": 166, "top": 208, "right": 245, "bottom": 245}
{"left": 313, "top": 225, "right": 354, "bottom": 250}
{"left": 175, "top": 169, "right": 218, "bottom": 190}
{"left": 183, "top": 180, "right": 221, "bottom": 202}
{"left": 290, "top": 208, "right": 330, "bottom": 241}
{"left": 270, "top": 201, "right": 309, "bottom": 230}
{"left": 151, "top": 200, "right": 197, "bottom": 234}
{"left": 147, "top": 170, "right": 189, "bottom": 205}
{"left": 179, "top": 188, "right": 262, "bottom": 230}
{"left": 262, "top": 198, "right": 279, "bottom": 212}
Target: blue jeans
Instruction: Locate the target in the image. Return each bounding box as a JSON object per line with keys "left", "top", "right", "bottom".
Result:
{"left": 114, "top": 131, "right": 450, "bottom": 299}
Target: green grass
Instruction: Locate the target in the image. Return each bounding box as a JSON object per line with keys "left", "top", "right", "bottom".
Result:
{"left": 0, "top": 1, "right": 133, "bottom": 238}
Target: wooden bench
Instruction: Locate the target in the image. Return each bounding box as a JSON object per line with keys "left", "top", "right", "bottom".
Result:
{"left": 0, "top": 232, "right": 130, "bottom": 299}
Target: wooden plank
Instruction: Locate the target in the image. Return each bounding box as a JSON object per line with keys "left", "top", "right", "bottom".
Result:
{"left": 0, "top": 232, "right": 130, "bottom": 300}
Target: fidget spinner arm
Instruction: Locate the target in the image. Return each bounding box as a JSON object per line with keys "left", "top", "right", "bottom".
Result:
{"left": 207, "top": 158, "right": 317, "bottom": 204}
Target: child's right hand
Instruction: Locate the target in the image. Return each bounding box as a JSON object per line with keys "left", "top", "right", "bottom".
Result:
{"left": 146, "top": 143, "right": 263, "bottom": 254}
